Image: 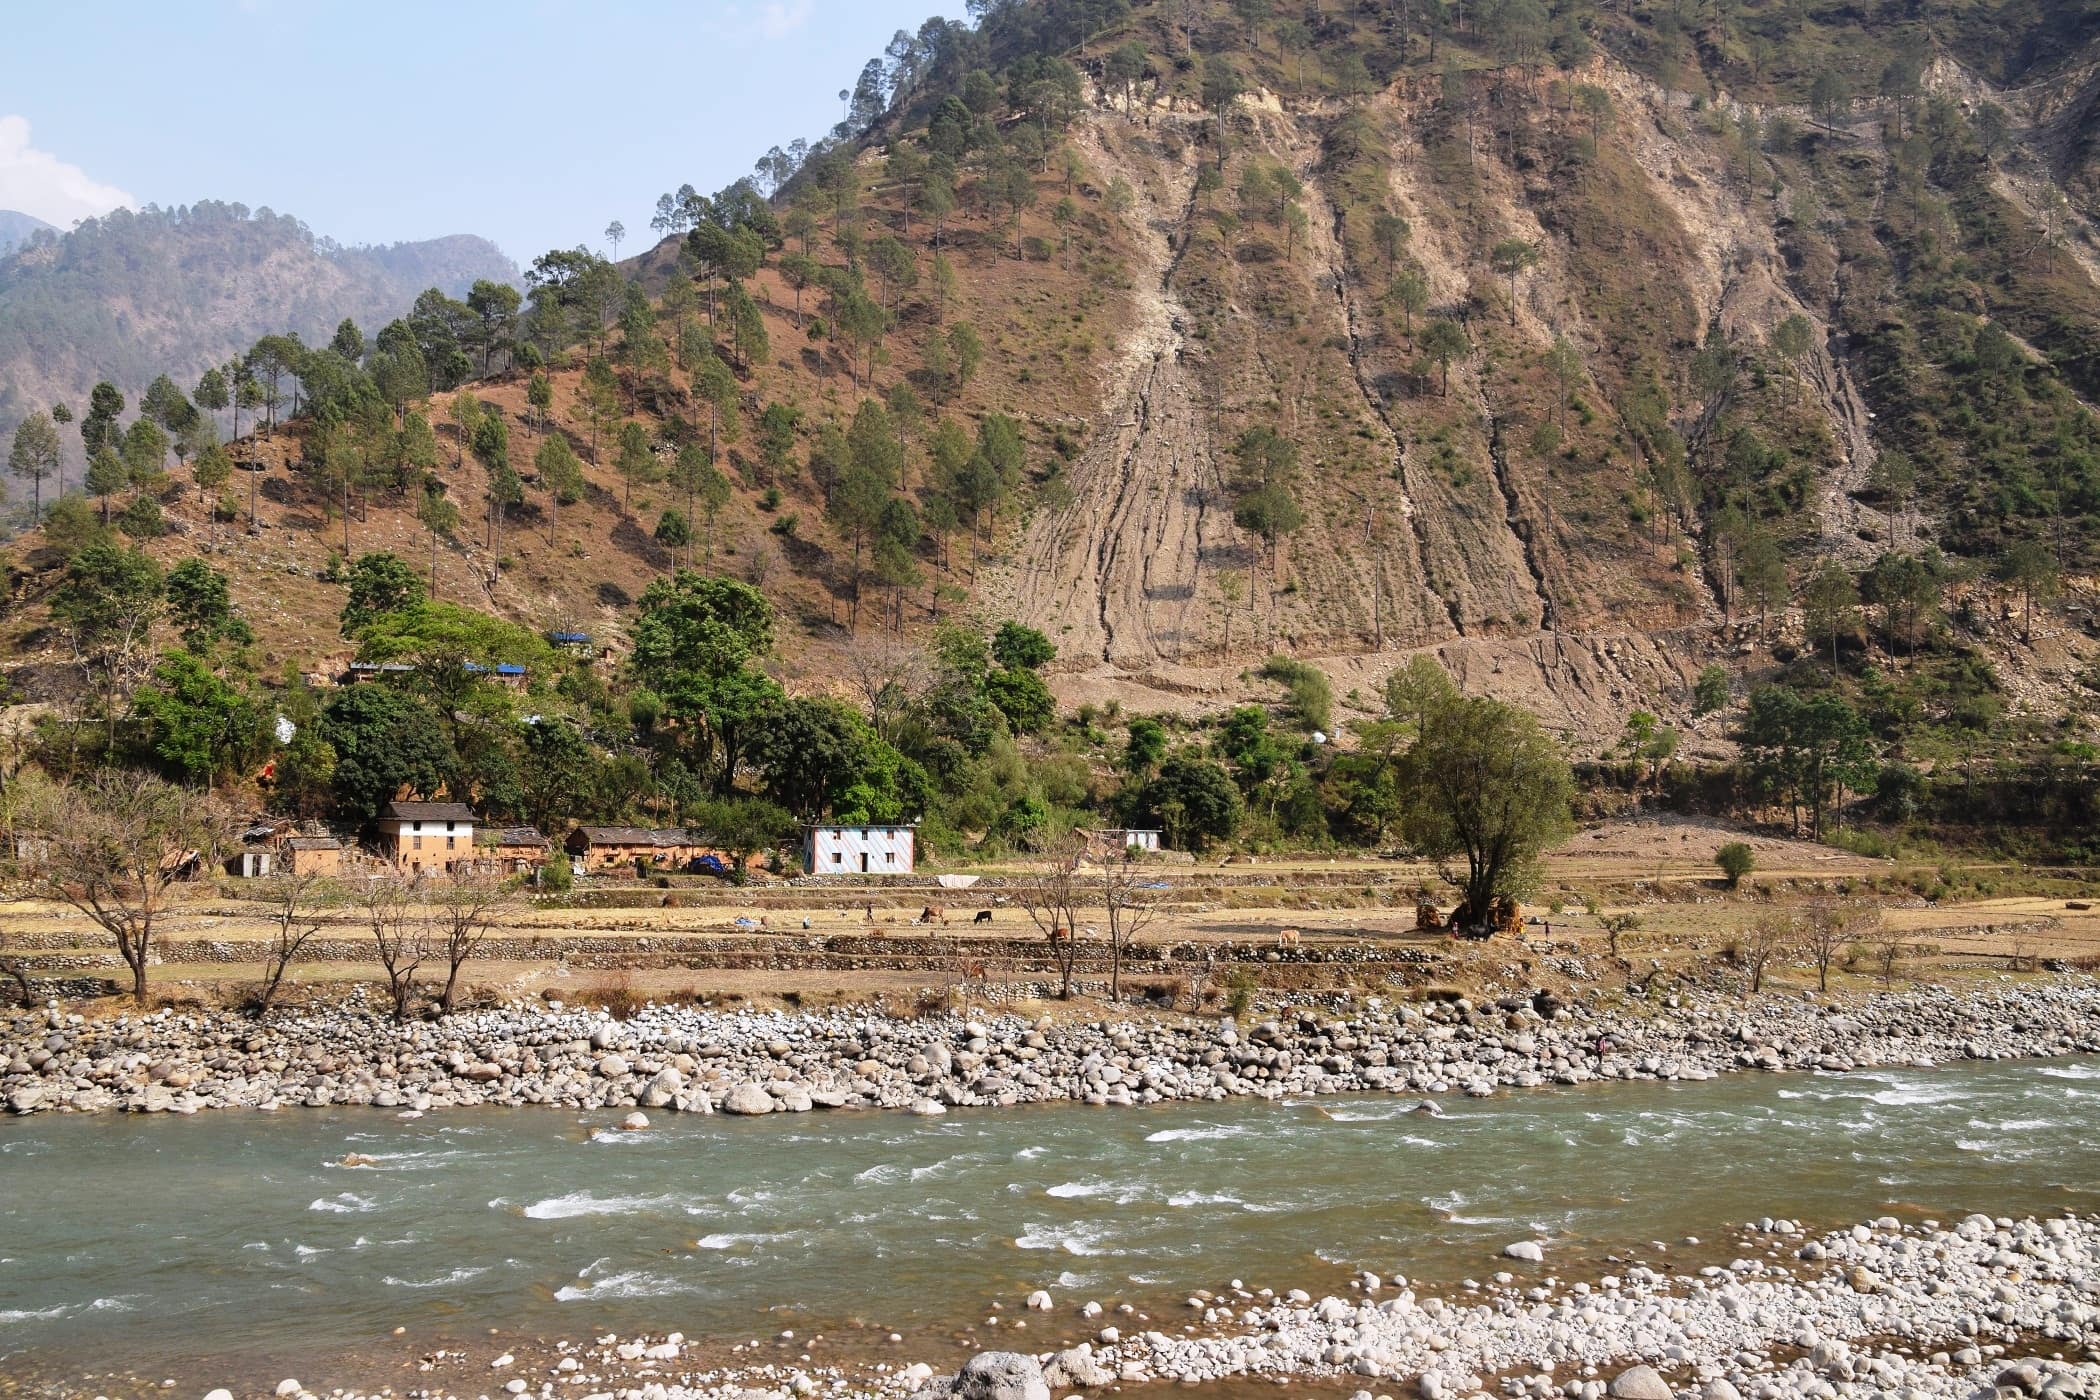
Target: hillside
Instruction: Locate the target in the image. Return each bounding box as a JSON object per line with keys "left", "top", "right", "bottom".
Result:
{"left": 0, "top": 209, "right": 55, "bottom": 256}
{"left": 6, "top": 0, "right": 2100, "bottom": 862}
{"left": 0, "top": 201, "right": 516, "bottom": 467}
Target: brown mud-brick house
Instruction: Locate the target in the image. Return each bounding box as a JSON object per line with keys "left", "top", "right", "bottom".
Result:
{"left": 377, "top": 800, "right": 477, "bottom": 874}
{"left": 567, "top": 826, "right": 665, "bottom": 873}
{"left": 282, "top": 835, "right": 345, "bottom": 878}
{"left": 563, "top": 827, "right": 752, "bottom": 875}
{"left": 479, "top": 826, "right": 550, "bottom": 875}
{"left": 566, "top": 826, "right": 712, "bottom": 873}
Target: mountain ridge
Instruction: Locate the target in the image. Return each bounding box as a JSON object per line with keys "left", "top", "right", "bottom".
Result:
{"left": 0, "top": 208, "right": 56, "bottom": 256}
{"left": 0, "top": 201, "right": 516, "bottom": 464}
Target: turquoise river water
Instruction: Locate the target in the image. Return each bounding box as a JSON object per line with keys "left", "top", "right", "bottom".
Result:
{"left": 2, "top": 1057, "right": 2097, "bottom": 1388}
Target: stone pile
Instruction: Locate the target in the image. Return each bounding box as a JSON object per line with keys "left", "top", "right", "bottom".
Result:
{"left": 6, "top": 980, "right": 2097, "bottom": 1118}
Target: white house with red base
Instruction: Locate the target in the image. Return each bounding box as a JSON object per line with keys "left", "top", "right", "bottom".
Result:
{"left": 802, "top": 823, "right": 915, "bottom": 875}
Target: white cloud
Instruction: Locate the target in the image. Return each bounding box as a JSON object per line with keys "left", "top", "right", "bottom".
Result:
{"left": 757, "top": 1, "right": 813, "bottom": 39}
{"left": 708, "top": 1, "right": 812, "bottom": 42}
{"left": 0, "top": 115, "right": 134, "bottom": 227}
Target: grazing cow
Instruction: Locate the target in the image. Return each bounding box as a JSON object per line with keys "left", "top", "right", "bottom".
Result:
{"left": 1277, "top": 927, "right": 1301, "bottom": 948}
{"left": 1048, "top": 926, "right": 1072, "bottom": 946}
{"left": 920, "top": 905, "right": 946, "bottom": 925}
{"left": 973, "top": 909, "right": 994, "bottom": 924}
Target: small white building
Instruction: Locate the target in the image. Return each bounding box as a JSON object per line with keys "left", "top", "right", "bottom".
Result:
{"left": 1086, "top": 827, "right": 1162, "bottom": 858}
{"left": 802, "top": 823, "right": 915, "bottom": 875}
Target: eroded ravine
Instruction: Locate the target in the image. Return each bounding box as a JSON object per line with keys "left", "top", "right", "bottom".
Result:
{"left": 995, "top": 116, "right": 1236, "bottom": 668}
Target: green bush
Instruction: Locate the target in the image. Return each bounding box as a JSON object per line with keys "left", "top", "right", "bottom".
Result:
{"left": 1715, "top": 841, "right": 1755, "bottom": 888}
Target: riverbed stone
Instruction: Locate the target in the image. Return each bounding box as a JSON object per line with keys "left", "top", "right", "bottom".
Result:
{"left": 949, "top": 1350, "right": 1051, "bottom": 1400}
{"left": 722, "top": 1082, "right": 775, "bottom": 1115}
{"left": 1609, "top": 1366, "right": 1673, "bottom": 1400}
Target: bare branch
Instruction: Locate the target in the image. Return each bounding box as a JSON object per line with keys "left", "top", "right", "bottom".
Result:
{"left": 254, "top": 872, "right": 335, "bottom": 1016}
{"left": 29, "top": 773, "right": 234, "bottom": 1005}
{"left": 361, "top": 878, "right": 429, "bottom": 1023}
{"left": 431, "top": 868, "right": 515, "bottom": 1014}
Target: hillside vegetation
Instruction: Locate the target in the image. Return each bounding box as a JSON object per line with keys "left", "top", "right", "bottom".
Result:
{"left": 0, "top": 201, "right": 516, "bottom": 461}
{"left": 6, "top": 0, "right": 2100, "bottom": 867}
{"left": 0, "top": 209, "right": 55, "bottom": 256}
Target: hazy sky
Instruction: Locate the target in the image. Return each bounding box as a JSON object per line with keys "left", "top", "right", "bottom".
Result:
{"left": 0, "top": 1, "right": 962, "bottom": 266}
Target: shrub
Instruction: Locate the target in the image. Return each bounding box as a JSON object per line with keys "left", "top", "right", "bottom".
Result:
{"left": 590, "top": 972, "right": 641, "bottom": 1020}
{"left": 1222, "top": 966, "right": 1259, "bottom": 1020}
{"left": 117, "top": 494, "right": 165, "bottom": 538}
{"left": 1715, "top": 842, "right": 1755, "bottom": 888}
{"left": 1692, "top": 664, "right": 1730, "bottom": 716}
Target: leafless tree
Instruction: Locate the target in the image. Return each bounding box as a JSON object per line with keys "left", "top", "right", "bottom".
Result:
{"left": 842, "top": 631, "right": 929, "bottom": 745}
{"left": 253, "top": 872, "right": 336, "bottom": 1015}
{"left": 0, "top": 923, "right": 32, "bottom": 1004}
{"left": 432, "top": 868, "right": 514, "bottom": 1013}
{"left": 361, "top": 878, "right": 428, "bottom": 1022}
{"left": 1804, "top": 898, "right": 1877, "bottom": 993}
{"left": 1098, "top": 852, "right": 1164, "bottom": 1004}
{"left": 1741, "top": 910, "right": 1797, "bottom": 996}
{"left": 1874, "top": 929, "right": 1906, "bottom": 986}
{"left": 1015, "top": 834, "right": 1089, "bottom": 999}
{"left": 31, "top": 772, "right": 234, "bottom": 1004}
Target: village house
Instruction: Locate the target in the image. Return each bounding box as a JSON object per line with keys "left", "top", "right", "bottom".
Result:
{"left": 802, "top": 823, "right": 915, "bottom": 875}
{"left": 566, "top": 825, "right": 667, "bottom": 873}
{"left": 1083, "top": 827, "right": 1164, "bottom": 860}
{"left": 465, "top": 661, "right": 529, "bottom": 691}
{"left": 376, "top": 800, "right": 477, "bottom": 874}
{"left": 562, "top": 826, "right": 754, "bottom": 876}
{"left": 343, "top": 660, "right": 414, "bottom": 685}
{"left": 477, "top": 826, "right": 550, "bottom": 875}
{"left": 281, "top": 835, "right": 346, "bottom": 878}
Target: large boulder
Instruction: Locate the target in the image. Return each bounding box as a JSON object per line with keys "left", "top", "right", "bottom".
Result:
{"left": 1609, "top": 1366, "right": 1674, "bottom": 1400}
{"left": 721, "top": 1082, "right": 776, "bottom": 1116}
{"left": 949, "top": 1351, "right": 1050, "bottom": 1400}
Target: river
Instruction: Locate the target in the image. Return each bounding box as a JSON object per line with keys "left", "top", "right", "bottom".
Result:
{"left": 4, "top": 1057, "right": 2097, "bottom": 1389}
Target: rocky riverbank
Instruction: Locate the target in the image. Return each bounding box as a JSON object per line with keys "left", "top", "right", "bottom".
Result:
{"left": 5, "top": 979, "right": 2098, "bottom": 1117}
{"left": 187, "top": 1211, "right": 2100, "bottom": 1400}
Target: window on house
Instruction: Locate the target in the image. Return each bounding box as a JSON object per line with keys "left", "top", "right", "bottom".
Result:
{"left": 413, "top": 835, "right": 423, "bottom": 850}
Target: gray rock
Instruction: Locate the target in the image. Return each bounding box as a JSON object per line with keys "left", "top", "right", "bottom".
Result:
{"left": 1502, "top": 1240, "right": 1545, "bottom": 1262}
{"left": 949, "top": 1351, "right": 1050, "bottom": 1400}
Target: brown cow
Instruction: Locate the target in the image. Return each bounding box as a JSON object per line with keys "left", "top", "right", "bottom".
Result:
{"left": 1277, "top": 928, "right": 1301, "bottom": 948}
{"left": 1048, "top": 926, "right": 1072, "bottom": 946}
{"left": 919, "top": 905, "right": 946, "bottom": 925}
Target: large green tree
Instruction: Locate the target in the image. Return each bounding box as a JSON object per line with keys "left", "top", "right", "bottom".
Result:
{"left": 340, "top": 551, "right": 427, "bottom": 635}
{"left": 1397, "top": 694, "right": 1575, "bottom": 927}
{"left": 319, "top": 686, "right": 457, "bottom": 824}
{"left": 131, "top": 649, "right": 269, "bottom": 785}
{"left": 629, "top": 571, "right": 782, "bottom": 791}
